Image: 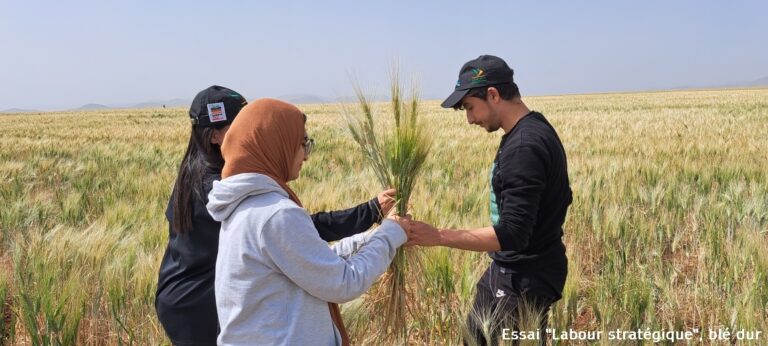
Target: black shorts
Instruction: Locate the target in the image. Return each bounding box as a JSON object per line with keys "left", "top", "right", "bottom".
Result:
{"left": 465, "top": 262, "right": 560, "bottom": 346}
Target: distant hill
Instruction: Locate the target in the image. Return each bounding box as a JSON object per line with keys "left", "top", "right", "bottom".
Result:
{"left": 76, "top": 103, "right": 110, "bottom": 110}
{"left": 333, "top": 94, "right": 391, "bottom": 103}
{"left": 696, "top": 76, "right": 768, "bottom": 90}
{"left": 1, "top": 108, "right": 39, "bottom": 113}
{"left": 132, "top": 98, "right": 190, "bottom": 108}
{"left": 6, "top": 80, "right": 767, "bottom": 113}
{"left": 743, "top": 76, "right": 768, "bottom": 87}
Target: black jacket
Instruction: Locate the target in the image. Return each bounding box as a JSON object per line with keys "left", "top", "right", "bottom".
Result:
{"left": 490, "top": 111, "right": 572, "bottom": 300}
{"left": 155, "top": 171, "right": 383, "bottom": 346}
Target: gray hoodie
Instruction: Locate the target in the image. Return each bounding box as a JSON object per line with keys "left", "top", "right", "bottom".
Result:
{"left": 207, "top": 173, "right": 406, "bottom": 346}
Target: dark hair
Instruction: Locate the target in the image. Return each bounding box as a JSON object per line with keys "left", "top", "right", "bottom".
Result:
{"left": 453, "top": 82, "right": 521, "bottom": 110}
{"left": 171, "top": 125, "right": 225, "bottom": 233}
{"left": 171, "top": 112, "right": 306, "bottom": 233}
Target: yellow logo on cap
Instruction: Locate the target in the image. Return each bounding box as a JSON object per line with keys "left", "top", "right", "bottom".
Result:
{"left": 471, "top": 68, "right": 487, "bottom": 84}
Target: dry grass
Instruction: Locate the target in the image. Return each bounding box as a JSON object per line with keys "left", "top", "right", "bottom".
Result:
{"left": 0, "top": 88, "right": 766, "bottom": 344}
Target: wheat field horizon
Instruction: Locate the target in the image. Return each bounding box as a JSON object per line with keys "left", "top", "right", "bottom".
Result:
{"left": 1, "top": 88, "right": 766, "bottom": 345}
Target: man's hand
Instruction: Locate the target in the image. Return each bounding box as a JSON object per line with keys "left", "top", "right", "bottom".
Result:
{"left": 404, "top": 220, "right": 443, "bottom": 247}
{"left": 404, "top": 223, "right": 501, "bottom": 252}
{"left": 377, "top": 188, "right": 397, "bottom": 217}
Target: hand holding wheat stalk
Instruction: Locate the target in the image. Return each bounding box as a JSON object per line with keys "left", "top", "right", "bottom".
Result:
{"left": 344, "top": 68, "right": 432, "bottom": 342}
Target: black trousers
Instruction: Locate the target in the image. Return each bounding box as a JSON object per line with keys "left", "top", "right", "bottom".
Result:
{"left": 464, "top": 263, "right": 556, "bottom": 346}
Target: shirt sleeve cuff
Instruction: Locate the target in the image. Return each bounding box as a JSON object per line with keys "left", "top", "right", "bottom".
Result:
{"left": 369, "top": 198, "right": 382, "bottom": 222}
{"left": 492, "top": 223, "right": 513, "bottom": 252}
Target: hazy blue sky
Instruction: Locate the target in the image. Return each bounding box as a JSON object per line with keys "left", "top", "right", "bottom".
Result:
{"left": 1, "top": 0, "right": 766, "bottom": 110}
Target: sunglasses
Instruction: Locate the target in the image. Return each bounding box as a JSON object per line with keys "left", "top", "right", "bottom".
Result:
{"left": 302, "top": 135, "right": 315, "bottom": 156}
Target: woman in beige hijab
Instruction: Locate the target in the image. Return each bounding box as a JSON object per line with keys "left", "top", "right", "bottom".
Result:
{"left": 207, "top": 98, "right": 411, "bottom": 346}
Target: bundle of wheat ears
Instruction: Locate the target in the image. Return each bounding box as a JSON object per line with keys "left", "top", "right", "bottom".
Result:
{"left": 345, "top": 69, "right": 432, "bottom": 342}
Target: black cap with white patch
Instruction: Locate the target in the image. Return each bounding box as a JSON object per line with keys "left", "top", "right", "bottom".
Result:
{"left": 189, "top": 85, "right": 248, "bottom": 127}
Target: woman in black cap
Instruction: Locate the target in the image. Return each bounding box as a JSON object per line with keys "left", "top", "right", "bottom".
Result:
{"left": 154, "top": 85, "right": 395, "bottom": 346}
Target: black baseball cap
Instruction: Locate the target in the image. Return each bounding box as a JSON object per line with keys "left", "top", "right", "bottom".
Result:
{"left": 189, "top": 85, "right": 248, "bottom": 127}
{"left": 441, "top": 55, "right": 515, "bottom": 108}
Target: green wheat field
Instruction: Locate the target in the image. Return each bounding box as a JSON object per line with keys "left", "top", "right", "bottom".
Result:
{"left": 1, "top": 88, "right": 766, "bottom": 345}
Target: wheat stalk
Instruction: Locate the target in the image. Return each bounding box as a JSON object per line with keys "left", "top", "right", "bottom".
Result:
{"left": 344, "top": 67, "right": 432, "bottom": 342}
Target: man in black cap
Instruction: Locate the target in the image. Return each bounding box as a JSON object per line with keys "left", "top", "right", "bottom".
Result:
{"left": 407, "top": 55, "right": 572, "bottom": 345}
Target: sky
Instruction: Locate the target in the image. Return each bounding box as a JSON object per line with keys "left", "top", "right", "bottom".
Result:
{"left": 1, "top": 0, "right": 766, "bottom": 110}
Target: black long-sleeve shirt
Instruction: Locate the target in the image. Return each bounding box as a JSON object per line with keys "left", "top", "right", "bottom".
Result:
{"left": 490, "top": 111, "right": 572, "bottom": 300}
{"left": 155, "top": 171, "right": 382, "bottom": 346}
